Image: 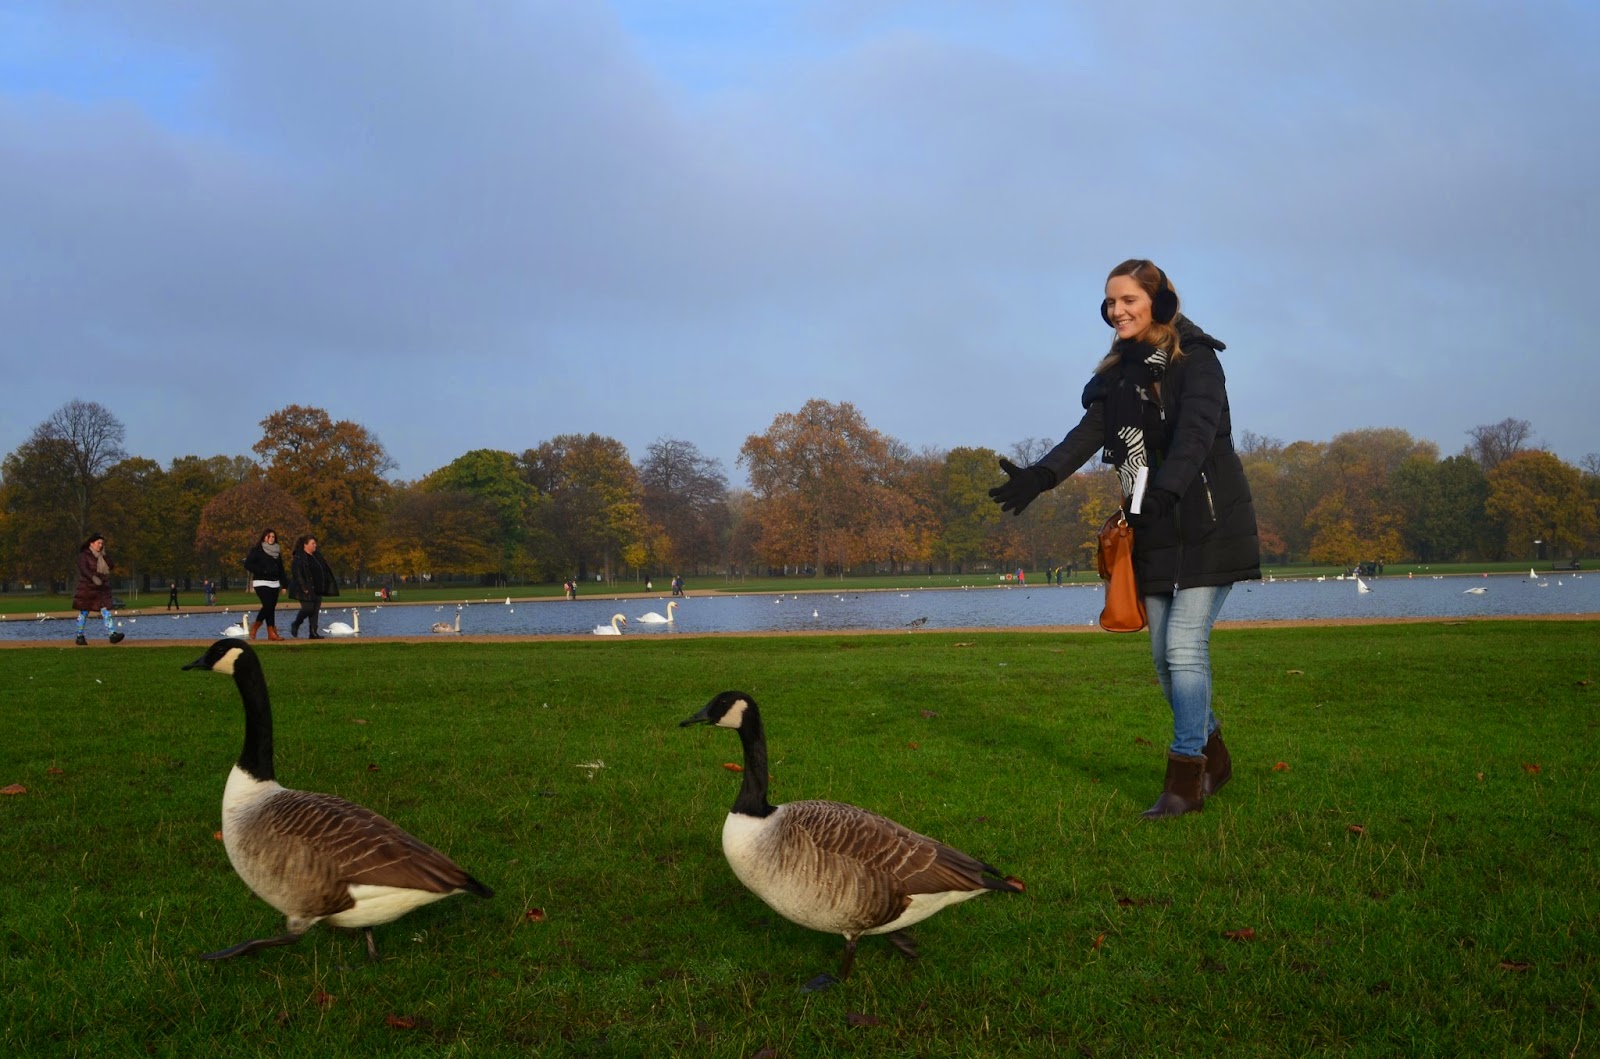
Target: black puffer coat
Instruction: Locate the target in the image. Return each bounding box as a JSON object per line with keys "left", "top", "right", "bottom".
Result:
{"left": 1036, "top": 316, "right": 1261, "bottom": 594}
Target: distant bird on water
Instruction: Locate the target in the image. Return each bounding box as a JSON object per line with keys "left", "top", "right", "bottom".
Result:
{"left": 907, "top": 616, "right": 930, "bottom": 628}
{"left": 1463, "top": 586, "right": 1488, "bottom": 595}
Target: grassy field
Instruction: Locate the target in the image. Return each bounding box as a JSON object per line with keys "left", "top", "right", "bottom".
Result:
{"left": 2, "top": 624, "right": 1596, "bottom": 1056}
{"left": 0, "top": 558, "right": 1581, "bottom": 616}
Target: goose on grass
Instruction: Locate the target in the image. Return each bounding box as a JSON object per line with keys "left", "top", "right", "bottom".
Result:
{"left": 183, "top": 638, "right": 492, "bottom": 961}
{"left": 680, "top": 690, "right": 1023, "bottom": 981}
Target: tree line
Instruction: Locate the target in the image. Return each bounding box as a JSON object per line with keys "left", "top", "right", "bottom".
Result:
{"left": 2, "top": 399, "right": 1595, "bottom": 594}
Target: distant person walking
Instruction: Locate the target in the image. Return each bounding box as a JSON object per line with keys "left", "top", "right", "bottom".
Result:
{"left": 671, "top": 575, "right": 683, "bottom": 597}
{"left": 71, "top": 533, "right": 125, "bottom": 646}
{"left": 288, "top": 536, "right": 338, "bottom": 639}
{"left": 203, "top": 578, "right": 215, "bottom": 606}
{"left": 242, "top": 528, "right": 286, "bottom": 641}
{"left": 167, "top": 582, "right": 180, "bottom": 610}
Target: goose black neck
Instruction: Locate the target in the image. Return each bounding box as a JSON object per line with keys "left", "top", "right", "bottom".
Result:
{"left": 233, "top": 650, "right": 275, "bottom": 783}
{"left": 732, "top": 707, "right": 775, "bottom": 818}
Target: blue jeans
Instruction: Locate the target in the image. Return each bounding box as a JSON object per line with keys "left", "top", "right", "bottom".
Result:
{"left": 1144, "top": 583, "right": 1232, "bottom": 757}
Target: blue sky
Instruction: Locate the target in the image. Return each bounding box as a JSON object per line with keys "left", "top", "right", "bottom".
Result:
{"left": 3, "top": 1, "right": 1596, "bottom": 485}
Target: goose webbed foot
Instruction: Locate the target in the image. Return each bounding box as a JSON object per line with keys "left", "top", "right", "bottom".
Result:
{"left": 199, "top": 932, "right": 305, "bottom": 961}
{"left": 886, "top": 930, "right": 920, "bottom": 960}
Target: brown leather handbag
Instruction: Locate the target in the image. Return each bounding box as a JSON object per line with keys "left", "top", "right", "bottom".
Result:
{"left": 1097, "top": 508, "right": 1148, "bottom": 633}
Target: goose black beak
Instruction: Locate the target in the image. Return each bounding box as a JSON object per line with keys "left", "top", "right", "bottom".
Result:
{"left": 182, "top": 654, "right": 209, "bottom": 671}
{"left": 679, "top": 705, "right": 715, "bottom": 728}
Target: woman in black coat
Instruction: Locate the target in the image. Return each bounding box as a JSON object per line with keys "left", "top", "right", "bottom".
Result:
{"left": 242, "top": 528, "right": 285, "bottom": 641}
{"left": 288, "top": 535, "right": 338, "bottom": 638}
{"left": 989, "top": 258, "right": 1260, "bottom": 820}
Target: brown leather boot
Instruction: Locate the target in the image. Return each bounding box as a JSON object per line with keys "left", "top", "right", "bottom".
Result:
{"left": 1202, "top": 728, "right": 1232, "bottom": 796}
{"left": 266, "top": 625, "right": 282, "bottom": 641}
{"left": 249, "top": 620, "right": 263, "bottom": 640}
{"left": 1141, "top": 752, "right": 1207, "bottom": 819}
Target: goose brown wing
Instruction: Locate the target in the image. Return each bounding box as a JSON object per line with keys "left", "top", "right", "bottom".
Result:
{"left": 781, "top": 800, "right": 998, "bottom": 896}
{"left": 263, "top": 789, "right": 479, "bottom": 895}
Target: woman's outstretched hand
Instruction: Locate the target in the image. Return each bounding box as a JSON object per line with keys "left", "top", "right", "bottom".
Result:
{"left": 989, "top": 458, "right": 1056, "bottom": 516}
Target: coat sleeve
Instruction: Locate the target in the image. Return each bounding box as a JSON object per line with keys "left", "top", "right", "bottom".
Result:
{"left": 1150, "top": 349, "right": 1226, "bottom": 498}
{"left": 1036, "top": 403, "right": 1105, "bottom": 486}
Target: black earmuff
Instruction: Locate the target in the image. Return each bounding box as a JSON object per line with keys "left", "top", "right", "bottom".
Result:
{"left": 1101, "top": 262, "right": 1178, "bottom": 327}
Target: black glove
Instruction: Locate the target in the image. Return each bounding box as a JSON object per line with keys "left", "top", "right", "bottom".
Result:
{"left": 1139, "top": 487, "right": 1179, "bottom": 519}
{"left": 988, "top": 459, "right": 1056, "bottom": 516}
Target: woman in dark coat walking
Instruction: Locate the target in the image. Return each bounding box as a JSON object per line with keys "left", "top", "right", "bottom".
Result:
{"left": 288, "top": 535, "right": 338, "bottom": 638}
{"left": 989, "top": 258, "right": 1260, "bottom": 819}
{"left": 242, "top": 529, "right": 285, "bottom": 641}
{"left": 72, "top": 533, "right": 125, "bottom": 646}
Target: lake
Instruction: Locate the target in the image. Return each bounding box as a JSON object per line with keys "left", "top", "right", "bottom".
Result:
{"left": 1, "top": 572, "right": 1593, "bottom": 642}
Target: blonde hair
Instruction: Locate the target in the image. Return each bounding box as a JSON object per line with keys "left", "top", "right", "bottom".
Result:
{"left": 1096, "top": 258, "right": 1182, "bottom": 374}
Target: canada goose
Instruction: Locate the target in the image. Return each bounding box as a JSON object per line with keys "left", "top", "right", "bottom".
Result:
{"left": 324, "top": 609, "right": 359, "bottom": 636}
{"left": 182, "top": 638, "right": 492, "bottom": 960}
{"left": 432, "top": 606, "right": 462, "bottom": 634}
{"left": 636, "top": 601, "right": 678, "bottom": 625}
{"left": 680, "top": 691, "right": 1023, "bottom": 980}
{"left": 593, "top": 614, "right": 627, "bottom": 635}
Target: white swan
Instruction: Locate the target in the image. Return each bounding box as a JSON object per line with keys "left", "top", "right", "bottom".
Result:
{"left": 431, "top": 606, "right": 462, "bottom": 634}
{"left": 222, "top": 616, "right": 250, "bottom": 637}
{"left": 1464, "top": 586, "right": 1488, "bottom": 595}
{"left": 636, "top": 601, "right": 678, "bottom": 625}
{"left": 1356, "top": 578, "right": 1371, "bottom": 594}
{"left": 593, "top": 614, "right": 627, "bottom": 635}
{"left": 324, "top": 609, "right": 359, "bottom": 637}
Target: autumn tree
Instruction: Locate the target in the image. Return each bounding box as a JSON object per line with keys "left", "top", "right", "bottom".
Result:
{"left": 0, "top": 436, "right": 81, "bottom": 586}
{"left": 372, "top": 484, "right": 501, "bottom": 580}
{"left": 1306, "top": 429, "right": 1435, "bottom": 565}
{"left": 195, "top": 480, "right": 312, "bottom": 581}
{"left": 254, "top": 406, "right": 395, "bottom": 579}
{"left": 638, "top": 438, "right": 730, "bottom": 576}
{"left": 1485, "top": 450, "right": 1597, "bottom": 559}
{"left": 1467, "top": 417, "right": 1533, "bottom": 471}
{"left": 152, "top": 455, "right": 257, "bottom": 584}
{"left": 1240, "top": 437, "right": 1328, "bottom": 562}
{"left": 520, "top": 434, "right": 647, "bottom": 582}
{"left": 739, "top": 399, "right": 907, "bottom": 575}
{"left": 30, "top": 399, "right": 128, "bottom": 544}
{"left": 96, "top": 457, "right": 166, "bottom": 591}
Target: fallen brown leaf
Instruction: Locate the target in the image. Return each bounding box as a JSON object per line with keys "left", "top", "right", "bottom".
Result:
{"left": 906, "top": 741, "right": 920, "bottom": 750}
{"left": 722, "top": 762, "right": 744, "bottom": 772}
{"left": 1, "top": 784, "right": 27, "bottom": 796}
{"left": 1521, "top": 763, "right": 1541, "bottom": 774}
{"left": 310, "top": 991, "right": 335, "bottom": 1009}
{"left": 1223, "top": 928, "right": 1257, "bottom": 941}
{"left": 1348, "top": 824, "right": 1366, "bottom": 835}
{"left": 366, "top": 763, "right": 380, "bottom": 772}
{"left": 213, "top": 830, "right": 223, "bottom": 841}
{"left": 1285, "top": 669, "right": 1305, "bottom": 675}
{"left": 352, "top": 718, "right": 368, "bottom": 725}
{"left": 1092, "top": 932, "right": 1105, "bottom": 951}
{"left": 752, "top": 1049, "right": 778, "bottom": 1059}
{"left": 845, "top": 1012, "right": 882, "bottom": 1028}
{"left": 385, "top": 1014, "right": 417, "bottom": 1030}
{"left": 1133, "top": 736, "right": 1153, "bottom": 746}
{"left": 46, "top": 767, "right": 64, "bottom": 775}
{"left": 1273, "top": 762, "right": 1290, "bottom": 772}
{"left": 1577, "top": 679, "right": 1593, "bottom": 688}
{"left": 525, "top": 908, "right": 546, "bottom": 922}
{"left": 1499, "top": 960, "right": 1532, "bottom": 972}
{"left": 951, "top": 642, "right": 974, "bottom": 648}
{"left": 1476, "top": 772, "right": 1484, "bottom": 782}
{"left": 920, "top": 710, "right": 939, "bottom": 718}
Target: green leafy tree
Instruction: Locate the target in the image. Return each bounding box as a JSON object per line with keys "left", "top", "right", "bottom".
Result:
{"left": 1392, "top": 453, "right": 1488, "bottom": 562}
{"left": 423, "top": 449, "right": 548, "bottom": 581}
{"left": 520, "top": 434, "right": 647, "bottom": 583}
{"left": 936, "top": 446, "right": 1005, "bottom": 571}
{"left": 96, "top": 458, "right": 165, "bottom": 591}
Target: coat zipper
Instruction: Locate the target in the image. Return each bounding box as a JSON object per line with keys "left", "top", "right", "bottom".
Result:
{"left": 1201, "top": 472, "right": 1217, "bottom": 522}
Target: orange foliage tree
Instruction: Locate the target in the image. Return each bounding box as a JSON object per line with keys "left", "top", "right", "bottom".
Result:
{"left": 195, "top": 480, "right": 311, "bottom": 581}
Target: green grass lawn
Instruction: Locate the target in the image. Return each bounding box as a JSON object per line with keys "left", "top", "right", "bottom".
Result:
{"left": 2, "top": 624, "right": 1596, "bottom": 1056}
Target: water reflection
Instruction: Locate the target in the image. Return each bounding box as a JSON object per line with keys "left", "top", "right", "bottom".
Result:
{"left": 0, "top": 573, "right": 1593, "bottom": 642}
